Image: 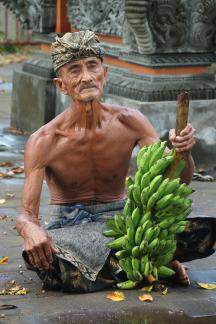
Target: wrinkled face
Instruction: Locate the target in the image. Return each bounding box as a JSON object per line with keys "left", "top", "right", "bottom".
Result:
{"left": 54, "top": 57, "right": 107, "bottom": 102}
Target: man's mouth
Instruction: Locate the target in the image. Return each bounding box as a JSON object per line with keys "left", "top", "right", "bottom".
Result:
{"left": 80, "top": 85, "right": 97, "bottom": 92}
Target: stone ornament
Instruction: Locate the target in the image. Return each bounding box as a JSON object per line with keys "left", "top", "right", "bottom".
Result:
{"left": 124, "top": 0, "right": 216, "bottom": 53}
{"left": 0, "top": 0, "right": 56, "bottom": 33}
{"left": 67, "top": 0, "right": 125, "bottom": 36}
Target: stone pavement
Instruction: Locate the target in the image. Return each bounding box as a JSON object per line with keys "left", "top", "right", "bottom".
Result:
{"left": 0, "top": 63, "right": 215, "bottom": 324}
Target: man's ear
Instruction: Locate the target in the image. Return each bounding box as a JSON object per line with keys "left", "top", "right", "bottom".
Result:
{"left": 53, "top": 78, "right": 69, "bottom": 95}
{"left": 103, "top": 65, "right": 108, "bottom": 80}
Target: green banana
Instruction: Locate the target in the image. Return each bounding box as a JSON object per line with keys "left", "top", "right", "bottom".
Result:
{"left": 102, "top": 229, "right": 121, "bottom": 238}
{"left": 147, "top": 238, "right": 159, "bottom": 254}
{"left": 106, "top": 218, "right": 121, "bottom": 234}
{"left": 117, "top": 280, "right": 138, "bottom": 289}
{"left": 118, "top": 259, "right": 127, "bottom": 272}
{"left": 140, "top": 171, "right": 152, "bottom": 190}
{"left": 115, "top": 250, "right": 129, "bottom": 259}
{"left": 143, "top": 227, "right": 155, "bottom": 243}
{"left": 149, "top": 155, "right": 174, "bottom": 178}
{"left": 139, "top": 239, "right": 148, "bottom": 253}
{"left": 123, "top": 199, "right": 134, "bottom": 218}
{"left": 148, "top": 174, "right": 163, "bottom": 197}
{"left": 137, "top": 146, "right": 149, "bottom": 169}
{"left": 135, "top": 225, "right": 144, "bottom": 245}
{"left": 132, "top": 246, "right": 140, "bottom": 258}
{"left": 139, "top": 211, "right": 152, "bottom": 227}
{"left": 163, "top": 178, "right": 180, "bottom": 196}
{"left": 175, "top": 183, "right": 194, "bottom": 197}
{"left": 132, "top": 257, "right": 140, "bottom": 272}
{"left": 157, "top": 266, "right": 175, "bottom": 278}
{"left": 126, "top": 176, "right": 134, "bottom": 189}
{"left": 148, "top": 141, "right": 166, "bottom": 168}
{"left": 127, "top": 224, "right": 135, "bottom": 246}
{"left": 141, "top": 187, "right": 149, "bottom": 207}
{"left": 126, "top": 214, "right": 133, "bottom": 229}
{"left": 140, "top": 255, "right": 148, "bottom": 274}
{"left": 132, "top": 207, "right": 141, "bottom": 228}
{"left": 146, "top": 191, "right": 161, "bottom": 210}
{"left": 134, "top": 170, "right": 143, "bottom": 186}
{"left": 157, "top": 178, "right": 170, "bottom": 199}
{"left": 123, "top": 238, "right": 133, "bottom": 252}
{"left": 133, "top": 270, "right": 143, "bottom": 282}
{"left": 114, "top": 214, "right": 126, "bottom": 234}
{"left": 156, "top": 193, "right": 174, "bottom": 210}
{"left": 141, "top": 220, "right": 152, "bottom": 235}
{"left": 106, "top": 235, "right": 127, "bottom": 250}
{"left": 133, "top": 185, "right": 141, "bottom": 205}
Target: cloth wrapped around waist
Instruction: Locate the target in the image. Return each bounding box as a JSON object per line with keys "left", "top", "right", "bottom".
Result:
{"left": 46, "top": 200, "right": 126, "bottom": 282}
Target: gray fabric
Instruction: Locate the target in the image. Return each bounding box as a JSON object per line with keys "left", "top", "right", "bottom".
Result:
{"left": 47, "top": 200, "right": 126, "bottom": 282}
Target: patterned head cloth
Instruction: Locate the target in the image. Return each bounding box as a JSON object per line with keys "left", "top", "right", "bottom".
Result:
{"left": 51, "top": 30, "right": 105, "bottom": 72}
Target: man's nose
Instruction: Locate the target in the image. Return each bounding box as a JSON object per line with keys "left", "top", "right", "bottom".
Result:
{"left": 81, "top": 67, "right": 92, "bottom": 82}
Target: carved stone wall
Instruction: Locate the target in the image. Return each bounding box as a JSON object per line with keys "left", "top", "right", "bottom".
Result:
{"left": 0, "top": 0, "right": 56, "bottom": 32}
{"left": 67, "top": 0, "right": 125, "bottom": 36}
{"left": 124, "top": 0, "right": 216, "bottom": 53}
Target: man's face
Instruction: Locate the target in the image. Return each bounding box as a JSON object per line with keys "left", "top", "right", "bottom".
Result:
{"left": 54, "top": 57, "right": 107, "bottom": 102}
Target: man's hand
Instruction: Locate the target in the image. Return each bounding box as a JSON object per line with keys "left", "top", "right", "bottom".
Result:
{"left": 169, "top": 123, "right": 196, "bottom": 153}
{"left": 22, "top": 222, "right": 59, "bottom": 270}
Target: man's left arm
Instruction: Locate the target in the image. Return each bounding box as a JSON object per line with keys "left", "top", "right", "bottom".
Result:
{"left": 169, "top": 123, "right": 196, "bottom": 184}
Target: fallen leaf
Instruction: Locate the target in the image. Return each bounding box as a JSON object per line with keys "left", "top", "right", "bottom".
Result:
{"left": 0, "top": 162, "right": 15, "bottom": 167}
{"left": 197, "top": 282, "right": 216, "bottom": 290}
{"left": 147, "top": 274, "right": 157, "bottom": 283}
{"left": 162, "top": 287, "right": 168, "bottom": 295}
{"left": 138, "top": 294, "right": 153, "bottom": 302}
{"left": 0, "top": 281, "right": 28, "bottom": 295}
{"left": 0, "top": 172, "right": 13, "bottom": 178}
{"left": 6, "top": 193, "right": 15, "bottom": 198}
{"left": 0, "top": 256, "right": 9, "bottom": 264}
{"left": 140, "top": 285, "right": 153, "bottom": 292}
{"left": 106, "top": 291, "right": 125, "bottom": 301}
{"left": 10, "top": 167, "right": 24, "bottom": 174}
{"left": 0, "top": 199, "right": 6, "bottom": 204}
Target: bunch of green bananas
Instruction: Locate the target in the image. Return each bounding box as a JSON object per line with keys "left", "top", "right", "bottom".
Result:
{"left": 103, "top": 141, "right": 193, "bottom": 289}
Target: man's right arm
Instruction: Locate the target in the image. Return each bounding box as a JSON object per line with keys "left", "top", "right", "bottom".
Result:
{"left": 16, "top": 135, "right": 58, "bottom": 270}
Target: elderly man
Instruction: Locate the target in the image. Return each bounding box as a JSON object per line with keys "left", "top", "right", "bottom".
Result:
{"left": 16, "top": 31, "right": 211, "bottom": 293}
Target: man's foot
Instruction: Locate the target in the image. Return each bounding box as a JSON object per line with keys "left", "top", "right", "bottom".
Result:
{"left": 169, "top": 260, "right": 190, "bottom": 286}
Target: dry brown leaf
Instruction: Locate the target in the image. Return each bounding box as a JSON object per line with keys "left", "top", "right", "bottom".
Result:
{"left": 0, "top": 281, "right": 28, "bottom": 295}
{"left": 10, "top": 167, "right": 24, "bottom": 174}
{"left": 197, "top": 282, "right": 216, "bottom": 290}
{"left": 0, "top": 256, "right": 9, "bottom": 264}
{"left": 0, "top": 172, "right": 13, "bottom": 178}
{"left": 6, "top": 193, "right": 15, "bottom": 198}
{"left": 138, "top": 294, "right": 153, "bottom": 302}
{"left": 106, "top": 291, "right": 125, "bottom": 301}
{"left": 0, "top": 199, "right": 6, "bottom": 204}
{"left": 140, "top": 285, "right": 153, "bottom": 292}
{"left": 162, "top": 287, "right": 168, "bottom": 295}
{"left": 147, "top": 274, "right": 157, "bottom": 283}
{"left": 0, "top": 162, "right": 15, "bottom": 167}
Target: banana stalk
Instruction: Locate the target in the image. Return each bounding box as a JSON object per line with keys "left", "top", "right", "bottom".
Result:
{"left": 165, "top": 92, "right": 189, "bottom": 179}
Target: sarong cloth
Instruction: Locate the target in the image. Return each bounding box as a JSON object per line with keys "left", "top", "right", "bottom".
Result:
{"left": 23, "top": 200, "right": 215, "bottom": 293}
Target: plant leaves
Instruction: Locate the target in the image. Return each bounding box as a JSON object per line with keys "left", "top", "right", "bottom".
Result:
{"left": 0, "top": 256, "right": 9, "bottom": 264}
{"left": 138, "top": 294, "right": 153, "bottom": 302}
{"left": 197, "top": 282, "right": 216, "bottom": 290}
{"left": 162, "top": 287, "right": 168, "bottom": 295}
{"left": 106, "top": 291, "right": 125, "bottom": 301}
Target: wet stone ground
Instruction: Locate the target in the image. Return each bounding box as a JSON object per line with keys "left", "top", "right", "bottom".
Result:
{"left": 0, "top": 63, "right": 215, "bottom": 324}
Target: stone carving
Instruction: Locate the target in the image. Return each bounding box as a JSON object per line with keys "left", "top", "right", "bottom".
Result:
{"left": 67, "top": 0, "right": 125, "bottom": 36}
{"left": 190, "top": 0, "right": 216, "bottom": 51}
{"left": 124, "top": 0, "right": 155, "bottom": 53}
{"left": 149, "top": 0, "right": 187, "bottom": 51}
{"left": 124, "top": 0, "right": 216, "bottom": 53}
{"left": 0, "top": 0, "right": 56, "bottom": 32}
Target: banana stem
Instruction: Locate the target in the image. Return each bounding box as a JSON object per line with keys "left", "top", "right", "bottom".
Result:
{"left": 165, "top": 92, "right": 189, "bottom": 179}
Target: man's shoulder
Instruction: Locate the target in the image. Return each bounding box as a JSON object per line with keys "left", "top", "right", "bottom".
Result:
{"left": 105, "top": 103, "right": 142, "bottom": 119}
{"left": 26, "top": 112, "right": 66, "bottom": 149}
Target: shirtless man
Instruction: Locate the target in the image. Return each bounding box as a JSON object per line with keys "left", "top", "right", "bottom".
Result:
{"left": 16, "top": 31, "right": 196, "bottom": 292}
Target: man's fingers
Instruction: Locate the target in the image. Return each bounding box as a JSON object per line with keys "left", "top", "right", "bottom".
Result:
{"left": 43, "top": 243, "right": 53, "bottom": 265}
{"left": 172, "top": 136, "right": 196, "bottom": 148}
{"left": 24, "top": 241, "right": 36, "bottom": 267}
{"left": 180, "top": 123, "right": 193, "bottom": 136}
{"left": 50, "top": 243, "right": 59, "bottom": 254}
{"left": 169, "top": 128, "right": 176, "bottom": 141}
